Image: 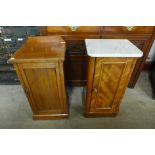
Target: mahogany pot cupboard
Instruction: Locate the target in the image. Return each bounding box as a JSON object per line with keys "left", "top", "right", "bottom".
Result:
{"left": 9, "top": 36, "right": 69, "bottom": 120}
{"left": 41, "top": 26, "right": 155, "bottom": 88}
{"left": 83, "top": 39, "right": 143, "bottom": 117}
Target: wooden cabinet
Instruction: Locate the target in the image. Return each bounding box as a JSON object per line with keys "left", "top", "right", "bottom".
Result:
{"left": 41, "top": 26, "right": 155, "bottom": 88}
{"left": 101, "top": 26, "right": 155, "bottom": 87}
{"left": 9, "top": 36, "right": 68, "bottom": 120}
{"left": 41, "top": 26, "right": 101, "bottom": 86}
{"left": 83, "top": 39, "right": 142, "bottom": 117}
{"left": 84, "top": 58, "right": 137, "bottom": 117}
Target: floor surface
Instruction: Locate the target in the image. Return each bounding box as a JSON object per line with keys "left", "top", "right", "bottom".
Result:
{"left": 0, "top": 72, "right": 155, "bottom": 129}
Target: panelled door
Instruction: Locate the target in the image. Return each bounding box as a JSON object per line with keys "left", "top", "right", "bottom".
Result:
{"left": 16, "top": 62, "right": 65, "bottom": 115}
{"left": 90, "top": 58, "right": 135, "bottom": 113}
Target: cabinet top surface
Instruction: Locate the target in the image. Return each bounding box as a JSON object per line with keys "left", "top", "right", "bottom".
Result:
{"left": 9, "top": 36, "right": 66, "bottom": 63}
{"left": 85, "top": 39, "right": 143, "bottom": 57}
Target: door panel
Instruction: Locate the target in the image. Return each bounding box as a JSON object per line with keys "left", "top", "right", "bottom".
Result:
{"left": 18, "top": 63, "right": 63, "bottom": 114}
{"left": 90, "top": 58, "right": 133, "bottom": 113}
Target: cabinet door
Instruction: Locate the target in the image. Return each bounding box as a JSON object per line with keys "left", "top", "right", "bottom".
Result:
{"left": 16, "top": 62, "right": 66, "bottom": 115}
{"left": 90, "top": 58, "right": 136, "bottom": 113}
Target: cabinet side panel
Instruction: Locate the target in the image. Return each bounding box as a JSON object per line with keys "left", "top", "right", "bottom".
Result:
{"left": 85, "top": 57, "right": 96, "bottom": 112}
{"left": 57, "top": 62, "right": 68, "bottom": 113}
{"left": 13, "top": 64, "right": 38, "bottom": 113}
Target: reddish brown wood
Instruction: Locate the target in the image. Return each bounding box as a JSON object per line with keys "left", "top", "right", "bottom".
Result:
{"left": 101, "top": 26, "right": 155, "bottom": 87}
{"left": 102, "top": 26, "right": 154, "bottom": 34}
{"left": 84, "top": 57, "right": 137, "bottom": 117}
{"left": 9, "top": 36, "right": 69, "bottom": 120}
{"left": 46, "top": 26, "right": 101, "bottom": 35}
{"left": 41, "top": 26, "right": 155, "bottom": 87}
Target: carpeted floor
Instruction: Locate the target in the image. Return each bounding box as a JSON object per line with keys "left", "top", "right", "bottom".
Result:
{"left": 0, "top": 71, "right": 155, "bottom": 129}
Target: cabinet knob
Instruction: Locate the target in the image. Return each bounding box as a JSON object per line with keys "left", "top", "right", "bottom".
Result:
{"left": 69, "top": 26, "right": 80, "bottom": 31}
{"left": 125, "top": 26, "right": 135, "bottom": 31}
{"left": 93, "top": 88, "right": 98, "bottom": 93}
{"left": 7, "top": 57, "right": 14, "bottom": 64}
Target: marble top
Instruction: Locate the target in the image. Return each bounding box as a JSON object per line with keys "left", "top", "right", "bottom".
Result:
{"left": 85, "top": 39, "right": 143, "bottom": 57}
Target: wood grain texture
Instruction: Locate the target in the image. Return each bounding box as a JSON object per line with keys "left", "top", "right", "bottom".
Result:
{"left": 84, "top": 57, "right": 137, "bottom": 117}
{"left": 84, "top": 57, "right": 95, "bottom": 113}
{"left": 102, "top": 26, "right": 155, "bottom": 34}
{"left": 101, "top": 27, "right": 155, "bottom": 88}
{"left": 46, "top": 26, "right": 101, "bottom": 34}
{"left": 20, "top": 63, "right": 63, "bottom": 113}
{"left": 41, "top": 26, "right": 155, "bottom": 87}
{"left": 9, "top": 36, "right": 68, "bottom": 120}
{"left": 8, "top": 36, "right": 66, "bottom": 63}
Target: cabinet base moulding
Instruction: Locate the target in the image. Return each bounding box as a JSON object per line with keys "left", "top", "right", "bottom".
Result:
{"left": 82, "top": 91, "right": 119, "bottom": 117}
{"left": 33, "top": 113, "right": 69, "bottom": 120}
{"left": 84, "top": 112, "right": 118, "bottom": 118}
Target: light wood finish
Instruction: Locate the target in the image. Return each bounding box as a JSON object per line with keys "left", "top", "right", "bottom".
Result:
{"left": 84, "top": 57, "right": 137, "bottom": 117}
{"left": 41, "top": 26, "right": 155, "bottom": 87}
{"left": 9, "top": 36, "right": 68, "bottom": 120}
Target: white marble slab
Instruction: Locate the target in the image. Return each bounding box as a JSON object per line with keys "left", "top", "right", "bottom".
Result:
{"left": 85, "top": 39, "right": 143, "bottom": 57}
